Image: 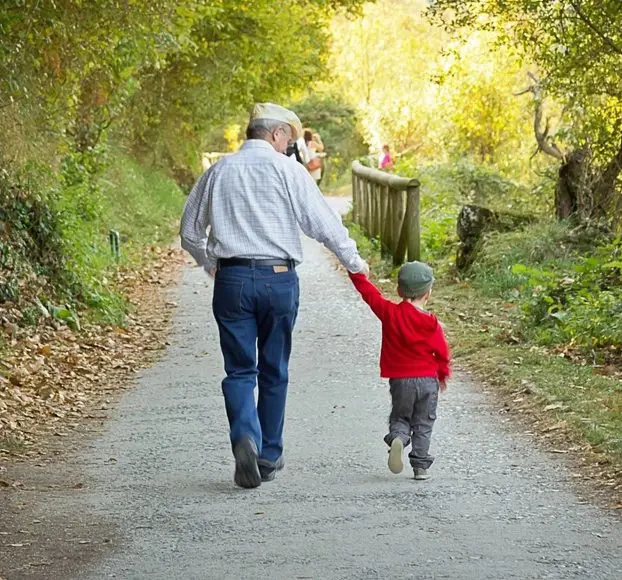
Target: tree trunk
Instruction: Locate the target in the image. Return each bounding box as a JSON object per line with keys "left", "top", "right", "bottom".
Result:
{"left": 555, "top": 148, "right": 589, "bottom": 220}
{"left": 591, "top": 138, "right": 622, "bottom": 220}
{"left": 555, "top": 143, "right": 622, "bottom": 223}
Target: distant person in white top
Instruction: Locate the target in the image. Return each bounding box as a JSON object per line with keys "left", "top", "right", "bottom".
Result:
{"left": 179, "top": 102, "right": 368, "bottom": 489}
{"left": 287, "top": 134, "right": 310, "bottom": 166}
{"left": 304, "top": 128, "right": 323, "bottom": 186}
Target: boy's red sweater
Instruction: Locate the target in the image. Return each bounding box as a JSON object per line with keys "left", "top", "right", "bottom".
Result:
{"left": 349, "top": 273, "right": 451, "bottom": 380}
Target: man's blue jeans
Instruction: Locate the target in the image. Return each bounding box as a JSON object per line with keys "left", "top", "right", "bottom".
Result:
{"left": 212, "top": 264, "right": 299, "bottom": 463}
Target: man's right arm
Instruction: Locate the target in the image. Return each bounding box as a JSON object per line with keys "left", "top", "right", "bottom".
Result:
{"left": 286, "top": 163, "right": 366, "bottom": 274}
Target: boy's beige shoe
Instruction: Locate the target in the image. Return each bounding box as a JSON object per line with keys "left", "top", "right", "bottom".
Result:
{"left": 388, "top": 438, "right": 404, "bottom": 474}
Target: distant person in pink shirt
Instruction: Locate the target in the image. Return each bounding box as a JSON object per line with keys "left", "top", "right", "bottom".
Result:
{"left": 379, "top": 144, "right": 394, "bottom": 171}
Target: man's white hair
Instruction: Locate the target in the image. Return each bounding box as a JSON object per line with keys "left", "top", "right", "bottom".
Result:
{"left": 246, "top": 118, "right": 291, "bottom": 140}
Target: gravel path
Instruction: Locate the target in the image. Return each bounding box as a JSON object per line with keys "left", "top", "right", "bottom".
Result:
{"left": 2, "top": 198, "right": 621, "bottom": 579}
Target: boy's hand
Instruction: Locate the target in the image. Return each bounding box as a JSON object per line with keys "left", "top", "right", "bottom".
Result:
{"left": 439, "top": 379, "right": 447, "bottom": 393}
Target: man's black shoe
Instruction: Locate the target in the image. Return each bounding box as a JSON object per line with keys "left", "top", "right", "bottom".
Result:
{"left": 233, "top": 438, "right": 261, "bottom": 489}
{"left": 257, "top": 455, "right": 285, "bottom": 482}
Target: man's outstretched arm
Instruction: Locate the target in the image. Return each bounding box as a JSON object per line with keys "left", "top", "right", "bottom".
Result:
{"left": 286, "top": 164, "right": 367, "bottom": 275}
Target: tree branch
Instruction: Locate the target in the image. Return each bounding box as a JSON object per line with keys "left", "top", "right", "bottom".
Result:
{"left": 516, "top": 73, "right": 566, "bottom": 162}
{"left": 569, "top": 1, "right": 622, "bottom": 55}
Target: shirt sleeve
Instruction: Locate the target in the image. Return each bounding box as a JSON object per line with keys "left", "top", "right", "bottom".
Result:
{"left": 285, "top": 163, "right": 365, "bottom": 273}
{"left": 179, "top": 171, "right": 216, "bottom": 272}
{"left": 430, "top": 322, "right": 451, "bottom": 381}
{"left": 348, "top": 272, "right": 389, "bottom": 321}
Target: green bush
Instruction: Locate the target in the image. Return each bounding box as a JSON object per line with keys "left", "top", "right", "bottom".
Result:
{"left": 0, "top": 166, "right": 66, "bottom": 307}
{"left": 468, "top": 221, "right": 575, "bottom": 296}
{"left": 470, "top": 221, "right": 622, "bottom": 353}
{"left": 0, "top": 149, "right": 184, "bottom": 328}
{"left": 99, "top": 150, "right": 185, "bottom": 247}
{"left": 515, "top": 240, "right": 622, "bottom": 349}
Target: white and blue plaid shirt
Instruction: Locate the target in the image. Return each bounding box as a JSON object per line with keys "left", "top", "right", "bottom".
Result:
{"left": 180, "top": 139, "right": 365, "bottom": 274}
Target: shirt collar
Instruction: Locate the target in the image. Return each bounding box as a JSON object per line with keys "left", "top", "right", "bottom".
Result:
{"left": 241, "top": 139, "right": 276, "bottom": 151}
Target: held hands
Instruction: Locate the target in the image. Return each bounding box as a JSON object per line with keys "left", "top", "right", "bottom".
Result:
{"left": 355, "top": 261, "right": 370, "bottom": 278}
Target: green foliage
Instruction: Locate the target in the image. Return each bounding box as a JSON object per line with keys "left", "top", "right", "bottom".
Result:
{"left": 346, "top": 222, "right": 395, "bottom": 279}
{"left": 99, "top": 151, "right": 185, "bottom": 247}
{"left": 0, "top": 149, "right": 184, "bottom": 328}
{"left": 513, "top": 241, "right": 622, "bottom": 350}
{"left": 429, "top": 1, "right": 622, "bottom": 142}
{"left": 389, "top": 158, "right": 552, "bottom": 264}
{"left": 328, "top": 0, "right": 553, "bottom": 185}
{"left": 1, "top": 0, "right": 366, "bottom": 179}
{"left": 289, "top": 92, "right": 368, "bottom": 185}
{"left": 469, "top": 220, "right": 622, "bottom": 354}
{"left": 469, "top": 222, "right": 581, "bottom": 297}
{"left": 0, "top": 167, "right": 65, "bottom": 305}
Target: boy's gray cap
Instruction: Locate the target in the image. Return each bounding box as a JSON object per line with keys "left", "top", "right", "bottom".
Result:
{"left": 398, "top": 261, "right": 434, "bottom": 297}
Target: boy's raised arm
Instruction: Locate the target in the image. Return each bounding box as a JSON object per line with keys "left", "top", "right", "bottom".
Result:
{"left": 348, "top": 272, "right": 389, "bottom": 321}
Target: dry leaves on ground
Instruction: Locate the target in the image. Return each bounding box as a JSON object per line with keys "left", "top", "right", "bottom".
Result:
{"left": 0, "top": 247, "right": 186, "bottom": 457}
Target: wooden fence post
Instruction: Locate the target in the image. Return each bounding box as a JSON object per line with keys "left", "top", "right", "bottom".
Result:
{"left": 373, "top": 183, "right": 381, "bottom": 239}
{"left": 352, "top": 172, "right": 359, "bottom": 222}
{"left": 406, "top": 184, "right": 421, "bottom": 261}
{"left": 381, "top": 185, "right": 390, "bottom": 255}
{"left": 367, "top": 180, "right": 373, "bottom": 236}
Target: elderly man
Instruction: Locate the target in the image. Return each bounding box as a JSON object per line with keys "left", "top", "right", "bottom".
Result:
{"left": 180, "top": 103, "right": 368, "bottom": 488}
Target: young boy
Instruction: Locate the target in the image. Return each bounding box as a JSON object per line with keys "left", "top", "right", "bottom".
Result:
{"left": 349, "top": 261, "right": 451, "bottom": 480}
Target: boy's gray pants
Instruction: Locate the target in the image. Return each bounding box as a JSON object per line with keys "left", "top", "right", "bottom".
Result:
{"left": 384, "top": 377, "right": 439, "bottom": 470}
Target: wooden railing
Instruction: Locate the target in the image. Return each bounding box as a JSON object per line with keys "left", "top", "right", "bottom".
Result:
{"left": 351, "top": 160, "right": 421, "bottom": 265}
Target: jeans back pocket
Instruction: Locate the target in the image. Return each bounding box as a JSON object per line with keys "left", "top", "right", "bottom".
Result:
{"left": 213, "top": 279, "right": 245, "bottom": 319}
{"left": 266, "top": 277, "right": 299, "bottom": 316}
